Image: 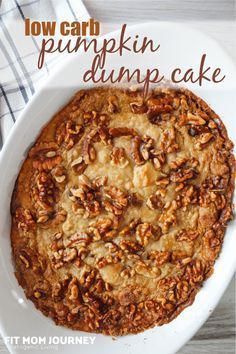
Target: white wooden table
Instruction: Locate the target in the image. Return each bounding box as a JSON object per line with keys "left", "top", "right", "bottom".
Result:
{"left": 0, "top": 1, "right": 235, "bottom": 353}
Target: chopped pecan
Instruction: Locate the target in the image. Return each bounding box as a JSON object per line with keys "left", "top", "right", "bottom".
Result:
{"left": 160, "top": 127, "right": 178, "bottom": 153}
{"left": 98, "top": 126, "right": 111, "bottom": 145}
{"left": 156, "top": 177, "right": 169, "bottom": 187}
{"left": 178, "top": 184, "right": 199, "bottom": 207}
{"left": 14, "top": 207, "right": 35, "bottom": 231}
{"left": 188, "top": 125, "right": 210, "bottom": 137}
{"left": 104, "top": 186, "right": 128, "bottom": 216}
{"left": 184, "top": 260, "right": 211, "bottom": 286}
{"left": 109, "top": 127, "right": 137, "bottom": 137}
{"left": 111, "top": 147, "right": 129, "bottom": 168}
{"left": 108, "top": 95, "right": 119, "bottom": 113}
{"left": 97, "top": 254, "right": 122, "bottom": 268}
{"left": 203, "top": 230, "right": 221, "bottom": 258}
{"left": 84, "top": 200, "right": 101, "bottom": 218}
{"left": 29, "top": 142, "right": 59, "bottom": 158}
{"left": 158, "top": 200, "right": 178, "bottom": 232}
{"left": 199, "top": 132, "right": 214, "bottom": 145}
{"left": 32, "top": 153, "right": 62, "bottom": 171}
{"left": 147, "top": 96, "right": 173, "bottom": 115}
{"left": 170, "top": 167, "right": 196, "bottom": 183}
{"left": 93, "top": 176, "right": 108, "bottom": 188}
{"left": 183, "top": 112, "right": 206, "bottom": 126}
{"left": 131, "top": 136, "right": 145, "bottom": 165}
{"left": 83, "top": 111, "right": 109, "bottom": 126}
{"left": 120, "top": 219, "right": 141, "bottom": 236}
{"left": 130, "top": 101, "right": 147, "bottom": 114}
{"left": 51, "top": 165, "right": 67, "bottom": 184}
{"left": 170, "top": 157, "right": 188, "bottom": 170}
{"left": 135, "top": 260, "right": 161, "bottom": 278}
{"left": 56, "top": 120, "right": 83, "bottom": 149}
{"left": 136, "top": 223, "right": 160, "bottom": 246}
{"left": 82, "top": 128, "right": 97, "bottom": 164}
{"left": 120, "top": 240, "right": 142, "bottom": 253}
{"left": 78, "top": 174, "right": 93, "bottom": 190}
{"left": 196, "top": 132, "right": 214, "bottom": 150}
{"left": 69, "top": 174, "right": 104, "bottom": 218}
{"left": 89, "top": 218, "right": 114, "bottom": 236}
{"left": 146, "top": 194, "right": 164, "bottom": 210}
{"left": 71, "top": 156, "right": 87, "bottom": 175}
{"left": 148, "top": 251, "right": 171, "bottom": 266}
{"left": 176, "top": 229, "right": 199, "bottom": 242}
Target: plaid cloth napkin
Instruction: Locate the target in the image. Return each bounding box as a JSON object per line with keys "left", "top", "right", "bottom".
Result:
{"left": 0, "top": 0, "right": 90, "bottom": 147}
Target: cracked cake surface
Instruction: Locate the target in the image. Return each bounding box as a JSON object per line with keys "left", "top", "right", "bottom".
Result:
{"left": 11, "top": 86, "right": 235, "bottom": 335}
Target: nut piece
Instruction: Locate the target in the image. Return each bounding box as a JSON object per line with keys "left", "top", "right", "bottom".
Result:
{"left": 170, "top": 167, "right": 196, "bottom": 183}
{"left": 130, "top": 101, "right": 147, "bottom": 114}
{"left": 160, "top": 127, "right": 178, "bottom": 153}
{"left": 185, "top": 113, "right": 206, "bottom": 126}
{"left": 111, "top": 147, "right": 129, "bottom": 168}
{"left": 131, "top": 136, "right": 145, "bottom": 165}
{"left": 71, "top": 156, "right": 87, "bottom": 175}
{"left": 56, "top": 120, "right": 83, "bottom": 150}
{"left": 109, "top": 127, "right": 137, "bottom": 137}
{"left": 82, "top": 128, "right": 98, "bottom": 164}
{"left": 15, "top": 207, "right": 35, "bottom": 231}
{"left": 104, "top": 186, "right": 128, "bottom": 216}
{"left": 108, "top": 95, "right": 119, "bottom": 113}
{"left": 147, "top": 96, "right": 173, "bottom": 114}
{"left": 146, "top": 194, "right": 163, "bottom": 210}
{"left": 136, "top": 223, "right": 159, "bottom": 246}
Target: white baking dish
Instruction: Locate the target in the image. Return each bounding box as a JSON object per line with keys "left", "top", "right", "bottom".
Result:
{"left": 0, "top": 22, "right": 235, "bottom": 354}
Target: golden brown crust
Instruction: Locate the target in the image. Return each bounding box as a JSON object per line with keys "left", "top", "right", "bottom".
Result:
{"left": 10, "top": 87, "right": 235, "bottom": 335}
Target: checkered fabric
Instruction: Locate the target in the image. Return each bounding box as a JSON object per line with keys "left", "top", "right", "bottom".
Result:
{"left": 0, "top": 0, "right": 90, "bottom": 147}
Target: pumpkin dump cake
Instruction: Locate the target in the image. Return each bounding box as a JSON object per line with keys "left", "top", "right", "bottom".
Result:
{"left": 11, "top": 87, "right": 235, "bottom": 335}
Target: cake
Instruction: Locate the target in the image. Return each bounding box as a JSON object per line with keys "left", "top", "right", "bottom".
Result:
{"left": 11, "top": 87, "right": 235, "bottom": 335}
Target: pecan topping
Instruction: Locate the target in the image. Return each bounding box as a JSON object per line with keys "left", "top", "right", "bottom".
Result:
{"left": 15, "top": 207, "right": 35, "bottom": 231}
{"left": 108, "top": 95, "right": 119, "bottom": 113}
{"left": 170, "top": 167, "right": 196, "bottom": 183}
{"left": 147, "top": 96, "right": 173, "bottom": 114}
{"left": 109, "top": 127, "right": 137, "bottom": 137}
{"left": 146, "top": 194, "right": 164, "bottom": 210}
{"left": 160, "top": 127, "right": 178, "bottom": 153}
{"left": 104, "top": 186, "right": 128, "bottom": 216}
{"left": 71, "top": 156, "right": 87, "bottom": 175}
{"left": 51, "top": 165, "right": 67, "bottom": 184}
{"left": 111, "top": 147, "right": 129, "bottom": 168}
{"left": 120, "top": 240, "right": 142, "bottom": 253}
{"left": 82, "top": 130, "right": 97, "bottom": 164}
{"left": 170, "top": 157, "right": 188, "bottom": 170}
{"left": 30, "top": 142, "right": 62, "bottom": 171}
{"left": 69, "top": 174, "right": 106, "bottom": 218}
{"left": 130, "top": 101, "right": 147, "bottom": 114}
{"left": 131, "top": 136, "right": 145, "bottom": 165}
{"left": 148, "top": 251, "right": 171, "bottom": 266}
{"left": 29, "top": 142, "right": 59, "bottom": 158}
{"left": 176, "top": 229, "right": 199, "bottom": 242}
{"left": 182, "top": 112, "right": 206, "bottom": 126}
{"left": 56, "top": 120, "right": 83, "bottom": 149}
{"left": 136, "top": 223, "right": 159, "bottom": 246}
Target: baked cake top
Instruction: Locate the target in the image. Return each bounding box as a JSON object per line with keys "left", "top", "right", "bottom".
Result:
{"left": 11, "top": 87, "right": 235, "bottom": 335}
